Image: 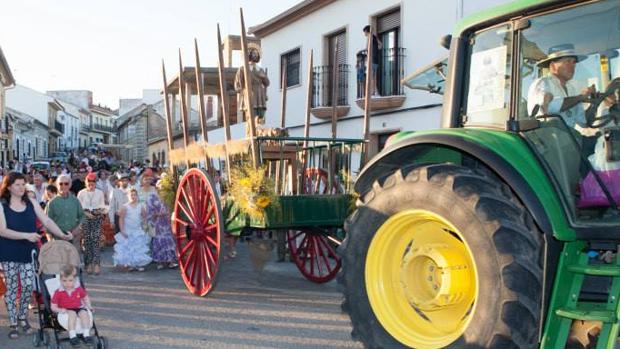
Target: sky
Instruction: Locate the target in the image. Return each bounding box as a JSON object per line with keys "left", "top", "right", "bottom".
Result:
{"left": 0, "top": 0, "right": 300, "bottom": 109}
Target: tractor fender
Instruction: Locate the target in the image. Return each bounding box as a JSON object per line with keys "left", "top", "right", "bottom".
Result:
{"left": 355, "top": 132, "right": 571, "bottom": 239}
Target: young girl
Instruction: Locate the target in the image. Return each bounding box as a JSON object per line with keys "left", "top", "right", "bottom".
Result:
{"left": 113, "top": 188, "right": 152, "bottom": 271}
{"left": 51, "top": 264, "right": 93, "bottom": 346}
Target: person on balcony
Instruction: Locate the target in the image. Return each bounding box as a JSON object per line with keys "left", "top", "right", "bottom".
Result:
{"left": 363, "top": 25, "right": 382, "bottom": 96}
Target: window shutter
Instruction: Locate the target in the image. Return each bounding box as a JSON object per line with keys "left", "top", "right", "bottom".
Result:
{"left": 377, "top": 9, "right": 400, "bottom": 33}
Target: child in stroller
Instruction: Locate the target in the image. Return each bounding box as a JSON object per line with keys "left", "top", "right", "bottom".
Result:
{"left": 51, "top": 264, "right": 93, "bottom": 346}
{"left": 33, "top": 240, "right": 107, "bottom": 348}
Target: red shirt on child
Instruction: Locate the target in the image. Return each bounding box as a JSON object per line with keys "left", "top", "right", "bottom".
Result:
{"left": 52, "top": 287, "right": 87, "bottom": 309}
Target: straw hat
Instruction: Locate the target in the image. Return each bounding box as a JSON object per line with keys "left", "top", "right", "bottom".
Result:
{"left": 537, "top": 44, "right": 586, "bottom": 67}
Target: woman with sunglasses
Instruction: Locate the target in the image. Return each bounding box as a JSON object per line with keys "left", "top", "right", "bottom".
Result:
{"left": 77, "top": 172, "right": 106, "bottom": 275}
{"left": 0, "top": 171, "right": 73, "bottom": 340}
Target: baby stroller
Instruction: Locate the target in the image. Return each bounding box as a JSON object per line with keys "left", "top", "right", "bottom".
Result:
{"left": 32, "top": 240, "right": 107, "bottom": 349}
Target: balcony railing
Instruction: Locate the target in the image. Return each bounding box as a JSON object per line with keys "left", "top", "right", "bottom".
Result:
{"left": 54, "top": 120, "right": 65, "bottom": 134}
{"left": 356, "top": 47, "right": 406, "bottom": 98}
{"left": 93, "top": 123, "right": 115, "bottom": 133}
{"left": 312, "top": 64, "right": 349, "bottom": 108}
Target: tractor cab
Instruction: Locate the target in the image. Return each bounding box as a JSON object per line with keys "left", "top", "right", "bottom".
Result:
{"left": 341, "top": 1, "right": 620, "bottom": 348}
{"left": 458, "top": 0, "right": 620, "bottom": 227}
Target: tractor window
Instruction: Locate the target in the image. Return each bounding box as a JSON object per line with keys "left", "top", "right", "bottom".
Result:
{"left": 518, "top": 0, "right": 620, "bottom": 224}
{"left": 463, "top": 24, "right": 512, "bottom": 127}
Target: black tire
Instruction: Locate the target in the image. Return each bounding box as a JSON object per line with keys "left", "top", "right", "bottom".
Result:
{"left": 339, "top": 164, "right": 543, "bottom": 348}
{"left": 97, "top": 336, "right": 108, "bottom": 349}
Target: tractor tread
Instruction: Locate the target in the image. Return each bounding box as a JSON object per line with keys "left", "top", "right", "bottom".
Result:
{"left": 339, "top": 164, "right": 543, "bottom": 349}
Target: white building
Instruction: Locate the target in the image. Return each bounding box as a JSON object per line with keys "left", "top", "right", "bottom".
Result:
{"left": 56, "top": 101, "right": 83, "bottom": 152}
{"left": 90, "top": 104, "right": 117, "bottom": 145}
{"left": 0, "top": 46, "right": 16, "bottom": 167}
{"left": 248, "top": 0, "right": 510, "bottom": 156}
{"left": 5, "top": 85, "right": 69, "bottom": 158}
{"left": 6, "top": 107, "right": 49, "bottom": 162}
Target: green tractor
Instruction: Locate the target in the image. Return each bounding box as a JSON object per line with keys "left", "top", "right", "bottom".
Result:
{"left": 339, "top": 0, "right": 620, "bottom": 348}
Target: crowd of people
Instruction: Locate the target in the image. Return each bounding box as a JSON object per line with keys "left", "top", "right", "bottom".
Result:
{"left": 0, "top": 150, "right": 178, "bottom": 340}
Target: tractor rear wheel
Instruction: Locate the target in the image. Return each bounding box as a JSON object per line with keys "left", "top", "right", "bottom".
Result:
{"left": 339, "top": 164, "right": 543, "bottom": 348}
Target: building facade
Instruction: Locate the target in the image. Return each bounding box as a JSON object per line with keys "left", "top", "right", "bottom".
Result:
{"left": 5, "top": 85, "right": 53, "bottom": 160}
{"left": 6, "top": 107, "right": 49, "bottom": 162}
{"left": 0, "top": 46, "right": 16, "bottom": 167}
{"left": 248, "top": 0, "right": 509, "bottom": 159}
{"left": 56, "top": 101, "right": 83, "bottom": 152}
{"left": 90, "top": 104, "right": 117, "bottom": 145}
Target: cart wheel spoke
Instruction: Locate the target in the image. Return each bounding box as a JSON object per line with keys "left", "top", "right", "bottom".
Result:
{"left": 179, "top": 239, "right": 196, "bottom": 257}
{"left": 287, "top": 229, "right": 341, "bottom": 283}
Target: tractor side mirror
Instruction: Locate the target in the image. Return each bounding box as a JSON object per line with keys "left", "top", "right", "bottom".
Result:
{"left": 440, "top": 34, "right": 452, "bottom": 50}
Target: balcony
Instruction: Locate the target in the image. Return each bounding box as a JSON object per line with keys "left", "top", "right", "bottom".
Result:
{"left": 356, "top": 47, "right": 406, "bottom": 111}
{"left": 50, "top": 120, "right": 64, "bottom": 137}
{"left": 311, "top": 64, "right": 350, "bottom": 120}
{"left": 93, "top": 123, "right": 115, "bottom": 133}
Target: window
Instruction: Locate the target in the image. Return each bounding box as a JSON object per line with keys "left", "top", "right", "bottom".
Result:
{"left": 463, "top": 24, "right": 512, "bottom": 126}
{"left": 517, "top": 0, "right": 620, "bottom": 224}
{"left": 280, "top": 48, "right": 301, "bottom": 88}
{"left": 376, "top": 8, "right": 404, "bottom": 96}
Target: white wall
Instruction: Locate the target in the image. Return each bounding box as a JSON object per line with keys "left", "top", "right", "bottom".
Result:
{"left": 47, "top": 90, "right": 92, "bottom": 110}
{"left": 6, "top": 85, "right": 51, "bottom": 126}
{"left": 255, "top": 0, "right": 510, "bottom": 138}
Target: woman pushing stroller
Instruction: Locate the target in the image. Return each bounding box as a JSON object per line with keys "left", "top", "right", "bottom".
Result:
{"left": 0, "top": 171, "right": 72, "bottom": 339}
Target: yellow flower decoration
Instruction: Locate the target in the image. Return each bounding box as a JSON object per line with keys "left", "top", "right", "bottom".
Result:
{"left": 229, "top": 163, "right": 279, "bottom": 220}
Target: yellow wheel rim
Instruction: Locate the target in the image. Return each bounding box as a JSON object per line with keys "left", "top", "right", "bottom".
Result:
{"left": 365, "top": 210, "right": 478, "bottom": 349}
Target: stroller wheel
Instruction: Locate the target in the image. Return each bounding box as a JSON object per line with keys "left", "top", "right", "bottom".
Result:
{"left": 33, "top": 330, "right": 50, "bottom": 347}
{"left": 96, "top": 336, "right": 108, "bottom": 349}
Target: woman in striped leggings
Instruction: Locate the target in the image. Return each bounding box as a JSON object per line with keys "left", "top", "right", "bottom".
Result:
{"left": 0, "top": 171, "right": 72, "bottom": 339}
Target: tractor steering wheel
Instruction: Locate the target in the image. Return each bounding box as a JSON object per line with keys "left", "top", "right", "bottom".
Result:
{"left": 584, "top": 77, "right": 620, "bottom": 128}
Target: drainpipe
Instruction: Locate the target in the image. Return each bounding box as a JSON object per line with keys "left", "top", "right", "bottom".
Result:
{"left": 457, "top": 0, "right": 464, "bottom": 19}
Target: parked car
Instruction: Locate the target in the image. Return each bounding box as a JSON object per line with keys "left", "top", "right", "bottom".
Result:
{"left": 31, "top": 161, "right": 51, "bottom": 173}
{"left": 49, "top": 152, "right": 68, "bottom": 163}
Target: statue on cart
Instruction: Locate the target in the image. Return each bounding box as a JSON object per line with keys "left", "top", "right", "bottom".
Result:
{"left": 235, "top": 43, "right": 288, "bottom": 140}
{"left": 235, "top": 43, "right": 269, "bottom": 124}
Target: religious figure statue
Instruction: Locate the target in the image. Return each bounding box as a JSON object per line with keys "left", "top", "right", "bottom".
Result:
{"left": 235, "top": 43, "right": 270, "bottom": 123}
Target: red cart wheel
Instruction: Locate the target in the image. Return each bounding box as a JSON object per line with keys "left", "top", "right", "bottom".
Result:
{"left": 287, "top": 229, "right": 341, "bottom": 283}
{"left": 172, "top": 168, "right": 222, "bottom": 296}
{"left": 304, "top": 167, "right": 344, "bottom": 194}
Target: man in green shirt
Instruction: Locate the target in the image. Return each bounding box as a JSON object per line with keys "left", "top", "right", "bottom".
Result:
{"left": 46, "top": 174, "right": 85, "bottom": 252}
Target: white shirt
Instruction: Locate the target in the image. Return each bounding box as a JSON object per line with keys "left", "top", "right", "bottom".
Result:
{"left": 527, "top": 75, "right": 586, "bottom": 128}
{"left": 108, "top": 187, "right": 129, "bottom": 223}
{"left": 34, "top": 185, "right": 46, "bottom": 203}
{"left": 77, "top": 188, "right": 106, "bottom": 211}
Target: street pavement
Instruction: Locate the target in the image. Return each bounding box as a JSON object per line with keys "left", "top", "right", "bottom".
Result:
{"left": 0, "top": 240, "right": 362, "bottom": 349}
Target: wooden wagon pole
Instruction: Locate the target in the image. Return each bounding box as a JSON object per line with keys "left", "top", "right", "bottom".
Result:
{"left": 361, "top": 24, "right": 374, "bottom": 166}
{"left": 193, "top": 38, "right": 213, "bottom": 172}
{"left": 178, "top": 49, "right": 191, "bottom": 168}
{"left": 275, "top": 66, "right": 287, "bottom": 194}
{"left": 300, "top": 50, "right": 313, "bottom": 194}
{"left": 216, "top": 24, "right": 232, "bottom": 185}
{"left": 328, "top": 39, "right": 340, "bottom": 192}
{"left": 161, "top": 60, "right": 176, "bottom": 175}
{"left": 280, "top": 67, "right": 287, "bottom": 128}
{"left": 239, "top": 8, "right": 258, "bottom": 168}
